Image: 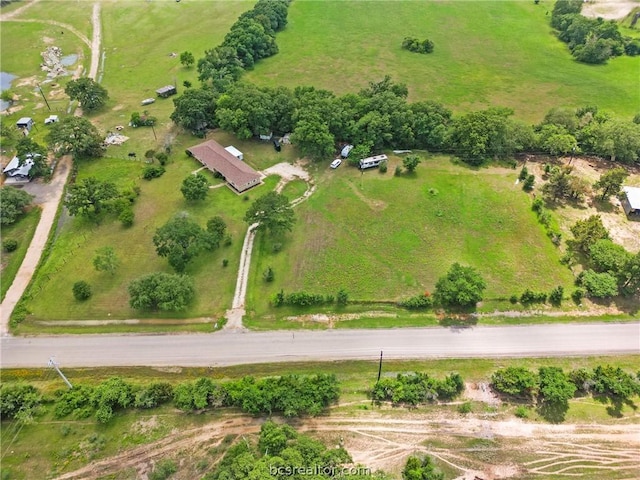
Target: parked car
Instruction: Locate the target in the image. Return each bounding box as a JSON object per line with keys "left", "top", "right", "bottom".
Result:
{"left": 273, "top": 139, "right": 281, "bottom": 152}
{"left": 330, "top": 158, "right": 342, "bottom": 169}
{"left": 341, "top": 144, "right": 353, "bottom": 158}
{"left": 141, "top": 98, "right": 155, "bottom": 106}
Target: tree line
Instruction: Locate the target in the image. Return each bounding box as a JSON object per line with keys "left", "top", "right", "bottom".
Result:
{"left": 551, "top": 0, "right": 640, "bottom": 64}
{"left": 0, "top": 373, "right": 338, "bottom": 424}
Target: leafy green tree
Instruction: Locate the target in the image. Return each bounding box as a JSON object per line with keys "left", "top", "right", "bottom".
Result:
{"left": 181, "top": 173, "right": 209, "bottom": 201}
{"left": 291, "top": 117, "right": 335, "bottom": 160}
{"left": 589, "top": 239, "right": 631, "bottom": 274}
{"left": 410, "top": 101, "right": 452, "bottom": 150}
{"left": 548, "top": 286, "right": 564, "bottom": 306}
{"left": 619, "top": 251, "right": 640, "bottom": 295}
{"left": 134, "top": 382, "right": 174, "bottom": 409}
{"left": 491, "top": 367, "right": 538, "bottom": 399}
{"left": 64, "top": 177, "right": 119, "bottom": 217}
{"left": 215, "top": 82, "right": 275, "bottom": 139}
{"left": 0, "top": 187, "right": 34, "bottom": 225}
{"left": 593, "top": 167, "right": 629, "bottom": 200}
{"left": 47, "top": 116, "right": 104, "bottom": 158}
{"left": 197, "top": 45, "right": 244, "bottom": 91}
{"left": 592, "top": 365, "right": 640, "bottom": 401}
{"left": 15, "top": 137, "right": 49, "bottom": 178}
{"left": 153, "top": 216, "right": 206, "bottom": 272}
{"left": 336, "top": 289, "right": 349, "bottom": 306}
{"left": 579, "top": 269, "right": 618, "bottom": 298}
{"left": 244, "top": 191, "right": 295, "bottom": 235}
{"left": 128, "top": 272, "right": 195, "bottom": 311}
{"left": 179, "top": 51, "right": 195, "bottom": 68}
{"left": 0, "top": 384, "right": 41, "bottom": 421}
{"left": 542, "top": 107, "right": 579, "bottom": 133}
{"left": 569, "top": 215, "right": 610, "bottom": 253}
{"left": 433, "top": 263, "right": 486, "bottom": 308}
{"left": 65, "top": 77, "right": 109, "bottom": 112}
{"left": 204, "top": 216, "right": 227, "bottom": 250}
{"left": 402, "top": 455, "right": 444, "bottom": 480}
{"left": 171, "top": 88, "right": 218, "bottom": 131}
{"left": 542, "top": 166, "right": 573, "bottom": 201}
{"left": 347, "top": 142, "right": 373, "bottom": 167}
{"left": 93, "top": 246, "right": 119, "bottom": 275}
{"left": 72, "top": 281, "right": 92, "bottom": 301}
{"left": 402, "top": 154, "right": 421, "bottom": 173}
{"left": 538, "top": 367, "right": 576, "bottom": 404}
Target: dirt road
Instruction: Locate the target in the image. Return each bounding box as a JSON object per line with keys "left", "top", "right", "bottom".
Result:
{"left": 0, "top": 156, "right": 72, "bottom": 335}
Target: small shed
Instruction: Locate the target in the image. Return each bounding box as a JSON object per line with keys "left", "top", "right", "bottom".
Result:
{"left": 16, "top": 117, "right": 34, "bottom": 131}
{"left": 341, "top": 144, "right": 354, "bottom": 158}
{"left": 224, "top": 145, "right": 244, "bottom": 161}
{"left": 259, "top": 132, "right": 273, "bottom": 141}
{"left": 621, "top": 186, "right": 640, "bottom": 216}
{"left": 44, "top": 114, "right": 59, "bottom": 125}
{"left": 155, "top": 85, "right": 177, "bottom": 98}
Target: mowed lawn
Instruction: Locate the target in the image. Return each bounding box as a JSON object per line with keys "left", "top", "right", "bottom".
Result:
{"left": 245, "top": 0, "right": 640, "bottom": 121}
{"left": 248, "top": 156, "right": 575, "bottom": 315}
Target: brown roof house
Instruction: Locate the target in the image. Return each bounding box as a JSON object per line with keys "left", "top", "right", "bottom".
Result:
{"left": 186, "top": 140, "right": 261, "bottom": 193}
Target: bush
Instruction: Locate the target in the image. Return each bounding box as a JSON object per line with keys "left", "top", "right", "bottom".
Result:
{"left": 571, "top": 287, "right": 585, "bottom": 304}
{"left": 3, "top": 239, "right": 18, "bottom": 252}
{"left": 394, "top": 165, "right": 402, "bottom": 176}
{"left": 336, "top": 288, "right": 349, "bottom": 306}
{"left": 519, "top": 289, "right": 547, "bottom": 304}
{"left": 548, "top": 286, "right": 564, "bottom": 306}
{"left": 72, "top": 281, "right": 92, "bottom": 301}
{"left": 0, "top": 384, "right": 41, "bottom": 420}
{"left": 523, "top": 174, "right": 535, "bottom": 191}
{"left": 134, "top": 383, "right": 174, "bottom": 409}
{"left": 119, "top": 207, "right": 134, "bottom": 227}
{"left": 222, "top": 259, "right": 229, "bottom": 267}
{"left": 491, "top": 367, "right": 538, "bottom": 399}
{"left": 579, "top": 270, "right": 618, "bottom": 298}
{"left": 263, "top": 266, "right": 274, "bottom": 282}
{"left": 398, "top": 294, "right": 433, "bottom": 310}
{"left": 518, "top": 166, "right": 529, "bottom": 181}
{"left": 401, "top": 37, "right": 435, "bottom": 54}
{"left": 142, "top": 165, "right": 166, "bottom": 180}
{"left": 155, "top": 152, "right": 169, "bottom": 165}
{"left": 458, "top": 401, "right": 472, "bottom": 414}
{"left": 378, "top": 161, "right": 388, "bottom": 173}
{"left": 509, "top": 294, "right": 518, "bottom": 304}
{"left": 514, "top": 405, "right": 529, "bottom": 418}
{"left": 149, "top": 459, "right": 177, "bottom": 480}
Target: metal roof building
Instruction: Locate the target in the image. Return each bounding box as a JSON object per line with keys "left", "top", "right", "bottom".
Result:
{"left": 186, "top": 140, "right": 260, "bottom": 193}
{"left": 622, "top": 186, "right": 640, "bottom": 216}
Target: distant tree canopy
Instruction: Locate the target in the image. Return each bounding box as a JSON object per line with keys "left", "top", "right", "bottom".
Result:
{"left": 64, "top": 177, "right": 119, "bottom": 217}
{"left": 65, "top": 77, "right": 109, "bottom": 112}
{"left": 551, "top": 0, "right": 634, "bottom": 64}
{"left": 433, "top": 263, "right": 486, "bottom": 308}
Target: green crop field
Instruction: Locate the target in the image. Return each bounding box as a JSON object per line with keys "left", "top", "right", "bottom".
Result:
{"left": 246, "top": 0, "right": 640, "bottom": 121}
{"left": 247, "top": 155, "right": 576, "bottom": 319}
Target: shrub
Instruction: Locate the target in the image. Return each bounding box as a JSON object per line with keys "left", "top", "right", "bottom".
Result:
{"left": 531, "top": 197, "right": 544, "bottom": 213}
{"left": 0, "top": 384, "right": 41, "bottom": 420}
{"left": 571, "top": 287, "right": 585, "bottom": 304}
{"left": 222, "top": 259, "right": 229, "bottom": 267}
{"left": 548, "top": 286, "right": 564, "bottom": 306}
{"left": 401, "top": 37, "right": 435, "bottom": 54}
{"left": 272, "top": 242, "right": 282, "bottom": 253}
{"left": 518, "top": 166, "right": 529, "bottom": 181}
{"left": 458, "top": 401, "right": 472, "bottom": 414}
{"left": 523, "top": 174, "right": 535, "bottom": 191}
{"left": 263, "top": 266, "right": 274, "bottom": 282}
{"left": 3, "top": 239, "right": 18, "bottom": 252}
{"left": 223, "top": 234, "right": 232, "bottom": 246}
{"left": 491, "top": 367, "right": 538, "bottom": 399}
{"left": 149, "top": 459, "right": 177, "bottom": 480}
{"left": 514, "top": 406, "right": 529, "bottom": 418}
{"left": 398, "top": 294, "right": 433, "bottom": 309}
{"left": 72, "top": 281, "right": 92, "bottom": 301}
{"left": 336, "top": 288, "right": 349, "bottom": 306}
{"left": 394, "top": 165, "right": 402, "bottom": 176}
{"left": 509, "top": 294, "right": 518, "bottom": 304}
{"left": 519, "top": 289, "right": 547, "bottom": 304}
{"left": 134, "top": 383, "right": 174, "bottom": 409}
{"left": 579, "top": 270, "right": 618, "bottom": 298}
{"left": 119, "top": 208, "right": 134, "bottom": 227}
{"left": 378, "top": 161, "right": 388, "bottom": 173}
{"left": 155, "top": 152, "right": 169, "bottom": 165}
{"left": 142, "top": 165, "right": 166, "bottom": 180}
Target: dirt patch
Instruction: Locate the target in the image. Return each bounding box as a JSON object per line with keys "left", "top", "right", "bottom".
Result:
{"left": 15, "top": 76, "right": 38, "bottom": 88}
{"left": 348, "top": 181, "right": 388, "bottom": 211}
{"left": 111, "top": 104, "right": 125, "bottom": 111}
{"left": 464, "top": 383, "right": 501, "bottom": 406}
{"left": 582, "top": 0, "right": 638, "bottom": 19}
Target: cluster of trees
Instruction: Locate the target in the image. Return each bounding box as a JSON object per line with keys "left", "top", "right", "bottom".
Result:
{"left": 371, "top": 372, "right": 465, "bottom": 406}
{"left": 130, "top": 110, "right": 157, "bottom": 127}
{"left": 433, "top": 263, "right": 486, "bottom": 308}
{"left": 271, "top": 289, "right": 349, "bottom": 307}
{"left": 568, "top": 215, "right": 640, "bottom": 298}
{"left": 551, "top": 0, "right": 639, "bottom": 64}
{"left": 403, "top": 456, "right": 444, "bottom": 480}
{"left": 152, "top": 214, "right": 228, "bottom": 272}
{"left": 514, "top": 286, "right": 564, "bottom": 306}
{"left": 397, "top": 293, "right": 433, "bottom": 310}
{"left": 244, "top": 191, "right": 295, "bottom": 234}
{"left": 492, "top": 364, "right": 640, "bottom": 420}
{"left": 47, "top": 116, "right": 105, "bottom": 159}
{"left": 197, "top": 0, "right": 290, "bottom": 90}
{"left": 128, "top": 272, "right": 195, "bottom": 311}
{"left": 204, "top": 421, "right": 364, "bottom": 480}
{"left": 2, "top": 373, "right": 338, "bottom": 424}
{"left": 175, "top": 373, "right": 339, "bottom": 417}
{"left": 401, "top": 37, "right": 434, "bottom": 54}
{"left": 0, "top": 187, "right": 34, "bottom": 225}
{"left": 531, "top": 197, "right": 562, "bottom": 245}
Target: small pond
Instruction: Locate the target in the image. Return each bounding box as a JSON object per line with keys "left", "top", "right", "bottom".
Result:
{"left": 60, "top": 54, "right": 78, "bottom": 67}
{"left": 0, "top": 71, "right": 17, "bottom": 111}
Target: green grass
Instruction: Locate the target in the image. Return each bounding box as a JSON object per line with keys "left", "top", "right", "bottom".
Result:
{"left": 0, "top": 208, "right": 41, "bottom": 301}
{"left": 245, "top": 0, "right": 640, "bottom": 121}
{"left": 247, "top": 155, "right": 575, "bottom": 321}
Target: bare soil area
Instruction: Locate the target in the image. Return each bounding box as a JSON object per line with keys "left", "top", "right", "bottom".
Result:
{"left": 582, "top": 0, "right": 638, "bottom": 19}
{"left": 51, "top": 409, "right": 640, "bottom": 480}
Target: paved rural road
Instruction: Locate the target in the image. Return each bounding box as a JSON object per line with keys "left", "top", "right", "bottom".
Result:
{"left": 1, "top": 323, "right": 638, "bottom": 368}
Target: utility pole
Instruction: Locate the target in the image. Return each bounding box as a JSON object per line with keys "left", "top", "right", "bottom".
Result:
{"left": 376, "top": 350, "right": 383, "bottom": 383}
{"left": 37, "top": 84, "right": 52, "bottom": 111}
{"left": 48, "top": 357, "right": 73, "bottom": 389}
{"left": 151, "top": 123, "right": 157, "bottom": 141}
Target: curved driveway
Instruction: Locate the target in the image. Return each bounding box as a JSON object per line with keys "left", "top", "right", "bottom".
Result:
{"left": 1, "top": 322, "right": 638, "bottom": 368}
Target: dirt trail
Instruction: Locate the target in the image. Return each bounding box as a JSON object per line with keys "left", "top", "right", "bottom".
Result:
{"left": 223, "top": 162, "right": 314, "bottom": 331}
{"left": 582, "top": 0, "right": 638, "bottom": 19}
{"left": 51, "top": 412, "right": 640, "bottom": 480}
{"left": 0, "top": 0, "right": 41, "bottom": 20}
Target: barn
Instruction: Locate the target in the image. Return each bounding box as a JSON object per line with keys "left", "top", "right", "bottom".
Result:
{"left": 186, "top": 140, "right": 260, "bottom": 193}
{"left": 155, "top": 85, "right": 177, "bottom": 98}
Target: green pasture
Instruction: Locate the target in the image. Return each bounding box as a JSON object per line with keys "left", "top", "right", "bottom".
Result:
{"left": 0, "top": 207, "right": 41, "bottom": 301}
{"left": 247, "top": 155, "right": 576, "bottom": 320}
{"left": 246, "top": 0, "right": 640, "bottom": 121}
